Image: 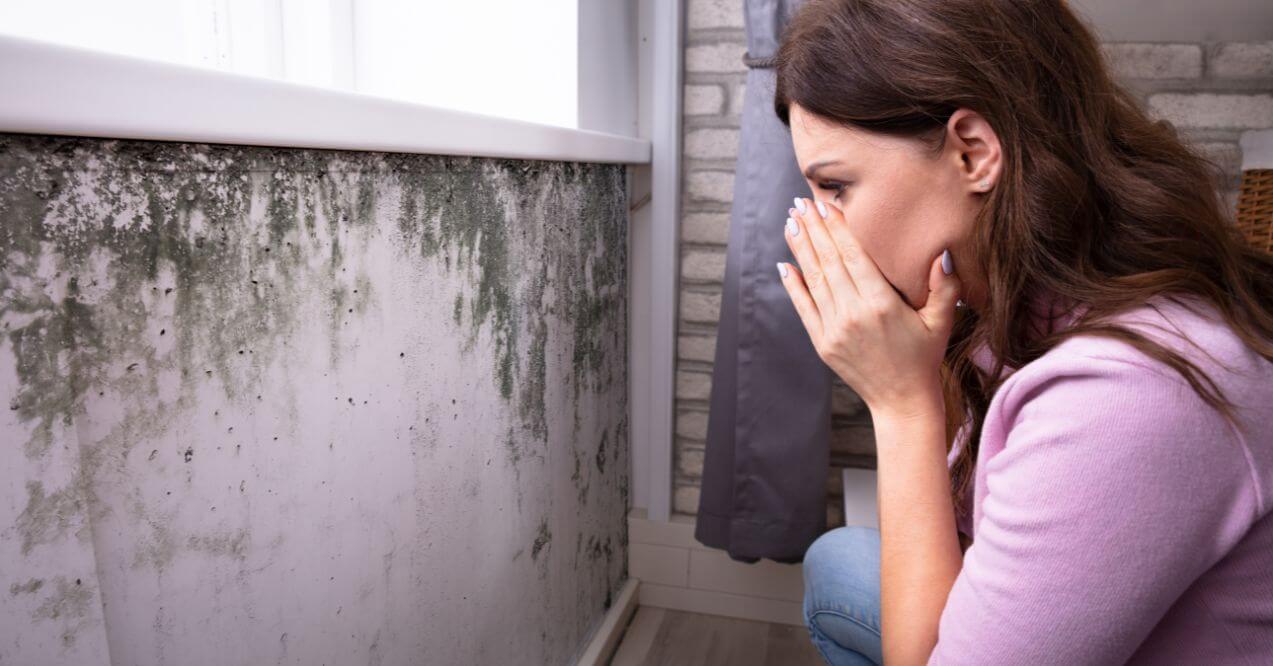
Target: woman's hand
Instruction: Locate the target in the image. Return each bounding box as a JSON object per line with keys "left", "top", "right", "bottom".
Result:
{"left": 776, "top": 196, "right": 962, "bottom": 423}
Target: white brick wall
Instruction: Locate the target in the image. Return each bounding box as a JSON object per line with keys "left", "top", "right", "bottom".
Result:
{"left": 687, "top": 0, "right": 745, "bottom": 30}
{"left": 680, "top": 248, "right": 727, "bottom": 283}
{"left": 1148, "top": 93, "right": 1273, "bottom": 129}
{"left": 678, "top": 290, "right": 721, "bottom": 324}
{"left": 684, "top": 85, "right": 726, "bottom": 116}
{"left": 1211, "top": 42, "right": 1273, "bottom": 79}
{"left": 677, "top": 334, "right": 717, "bottom": 362}
{"left": 685, "top": 171, "right": 734, "bottom": 203}
{"left": 685, "top": 42, "right": 748, "bottom": 75}
{"left": 680, "top": 211, "right": 730, "bottom": 244}
{"left": 1102, "top": 43, "right": 1203, "bottom": 79}
{"left": 672, "top": 0, "right": 1270, "bottom": 519}
{"left": 683, "top": 128, "right": 741, "bottom": 161}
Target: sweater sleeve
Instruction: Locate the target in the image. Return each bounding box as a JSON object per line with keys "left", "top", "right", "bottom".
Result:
{"left": 928, "top": 352, "right": 1257, "bottom": 665}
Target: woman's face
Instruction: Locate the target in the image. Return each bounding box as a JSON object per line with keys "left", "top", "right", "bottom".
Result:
{"left": 787, "top": 103, "right": 998, "bottom": 311}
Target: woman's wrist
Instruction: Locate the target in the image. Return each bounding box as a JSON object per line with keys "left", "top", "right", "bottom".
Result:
{"left": 867, "top": 384, "right": 946, "bottom": 430}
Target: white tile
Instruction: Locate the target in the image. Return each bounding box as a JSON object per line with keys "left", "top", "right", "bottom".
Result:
{"left": 630, "top": 543, "right": 690, "bottom": 587}
{"left": 688, "top": 549, "right": 804, "bottom": 602}
{"left": 628, "top": 508, "right": 700, "bottom": 550}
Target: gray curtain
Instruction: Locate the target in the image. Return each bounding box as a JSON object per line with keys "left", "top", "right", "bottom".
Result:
{"left": 693, "top": 0, "right": 832, "bottom": 564}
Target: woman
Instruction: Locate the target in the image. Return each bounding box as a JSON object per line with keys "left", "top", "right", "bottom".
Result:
{"left": 769, "top": 0, "right": 1273, "bottom": 664}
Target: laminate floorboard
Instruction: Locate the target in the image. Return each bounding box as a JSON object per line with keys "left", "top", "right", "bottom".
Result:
{"left": 609, "top": 606, "right": 825, "bottom": 665}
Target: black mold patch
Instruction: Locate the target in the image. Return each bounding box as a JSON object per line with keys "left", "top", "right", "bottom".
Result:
{"left": 530, "top": 518, "right": 552, "bottom": 561}
{"left": 594, "top": 430, "right": 608, "bottom": 474}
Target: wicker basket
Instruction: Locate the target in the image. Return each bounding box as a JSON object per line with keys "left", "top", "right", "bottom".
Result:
{"left": 1236, "top": 168, "right": 1273, "bottom": 254}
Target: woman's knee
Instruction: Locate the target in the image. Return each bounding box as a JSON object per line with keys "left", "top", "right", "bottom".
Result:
{"left": 801, "top": 526, "right": 883, "bottom": 664}
{"left": 803, "top": 526, "right": 880, "bottom": 591}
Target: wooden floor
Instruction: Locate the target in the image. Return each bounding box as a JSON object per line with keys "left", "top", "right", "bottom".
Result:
{"left": 609, "top": 607, "right": 825, "bottom": 665}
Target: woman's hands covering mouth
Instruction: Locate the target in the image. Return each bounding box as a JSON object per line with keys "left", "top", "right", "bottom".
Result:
{"left": 776, "top": 196, "right": 963, "bottom": 424}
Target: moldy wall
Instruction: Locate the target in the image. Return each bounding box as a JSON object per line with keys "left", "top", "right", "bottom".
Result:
{"left": 0, "top": 133, "right": 630, "bottom": 665}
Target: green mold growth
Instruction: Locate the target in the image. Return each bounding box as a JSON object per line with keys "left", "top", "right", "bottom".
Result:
{"left": 9, "top": 578, "right": 45, "bottom": 595}
{"left": 503, "top": 425, "right": 525, "bottom": 511}
{"left": 186, "top": 528, "right": 250, "bottom": 560}
{"left": 0, "top": 135, "right": 378, "bottom": 465}
{"left": 1, "top": 134, "right": 627, "bottom": 487}
{"left": 29, "top": 575, "right": 95, "bottom": 648}
{"left": 14, "top": 480, "right": 87, "bottom": 557}
{"left": 391, "top": 155, "right": 627, "bottom": 447}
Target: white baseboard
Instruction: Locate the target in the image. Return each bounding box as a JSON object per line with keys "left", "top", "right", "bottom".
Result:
{"left": 575, "top": 577, "right": 641, "bottom": 666}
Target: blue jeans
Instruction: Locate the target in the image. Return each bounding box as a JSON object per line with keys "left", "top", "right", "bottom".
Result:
{"left": 802, "top": 526, "right": 884, "bottom": 665}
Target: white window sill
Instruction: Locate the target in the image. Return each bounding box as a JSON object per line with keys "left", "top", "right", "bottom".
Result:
{"left": 0, "top": 34, "right": 651, "bottom": 165}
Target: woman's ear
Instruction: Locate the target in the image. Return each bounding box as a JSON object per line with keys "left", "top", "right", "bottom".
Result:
{"left": 946, "top": 108, "right": 1002, "bottom": 194}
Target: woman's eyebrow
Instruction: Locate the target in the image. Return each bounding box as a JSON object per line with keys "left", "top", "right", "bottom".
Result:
{"left": 802, "top": 159, "right": 843, "bottom": 180}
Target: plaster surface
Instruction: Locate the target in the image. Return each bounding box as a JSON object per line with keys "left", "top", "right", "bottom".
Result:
{"left": 0, "top": 134, "right": 629, "bottom": 665}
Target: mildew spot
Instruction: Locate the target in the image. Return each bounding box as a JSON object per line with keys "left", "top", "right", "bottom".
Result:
{"left": 530, "top": 518, "right": 551, "bottom": 561}
{"left": 0, "top": 135, "right": 382, "bottom": 466}
{"left": 29, "top": 575, "right": 94, "bottom": 648}
{"left": 392, "top": 155, "right": 626, "bottom": 446}
{"left": 595, "top": 430, "right": 608, "bottom": 474}
{"left": 9, "top": 578, "right": 44, "bottom": 595}
{"left": 14, "top": 480, "right": 86, "bottom": 556}
{"left": 186, "top": 528, "right": 250, "bottom": 560}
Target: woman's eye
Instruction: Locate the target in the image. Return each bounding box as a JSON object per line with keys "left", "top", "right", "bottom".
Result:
{"left": 816, "top": 182, "right": 846, "bottom": 198}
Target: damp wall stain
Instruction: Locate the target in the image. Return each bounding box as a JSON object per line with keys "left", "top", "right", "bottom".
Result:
{"left": 0, "top": 133, "right": 630, "bottom": 666}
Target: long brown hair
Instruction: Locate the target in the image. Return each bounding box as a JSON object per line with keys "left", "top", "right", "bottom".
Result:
{"left": 771, "top": 0, "right": 1273, "bottom": 522}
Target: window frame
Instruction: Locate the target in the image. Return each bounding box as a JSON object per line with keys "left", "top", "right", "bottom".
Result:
{"left": 0, "top": 33, "right": 649, "bottom": 164}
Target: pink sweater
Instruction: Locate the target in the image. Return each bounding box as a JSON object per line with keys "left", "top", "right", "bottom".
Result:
{"left": 933, "top": 294, "right": 1273, "bottom": 664}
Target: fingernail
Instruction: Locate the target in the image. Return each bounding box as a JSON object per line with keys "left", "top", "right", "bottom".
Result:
{"left": 786, "top": 217, "right": 799, "bottom": 237}
{"left": 941, "top": 248, "right": 954, "bottom": 275}
{"left": 777, "top": 262, "right": 789, "bottom": 279}
{"left": 793, "top": 197, "right": 807, "bottom": 214}
{"left": 815, "top": 200, "right": 827, "bottom": 217}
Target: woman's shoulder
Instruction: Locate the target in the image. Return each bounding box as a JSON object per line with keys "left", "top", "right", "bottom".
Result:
{"left": 991, "top": 293, "right": 1272, "bottom": 508}
{"left": 1008, "top": 293, "right": 1272, "bottom": 400}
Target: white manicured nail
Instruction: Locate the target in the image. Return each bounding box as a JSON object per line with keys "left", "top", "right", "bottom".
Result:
{"left": 793, "top": 197, "right": 807, "bottom": 214}
{"left": 815, "top": 200, "right": 827, "bottom": 217}
{"left": 786, "top": 217, "right": 799, "bottom": 237}
{"left": 777, "top": 262, "right": 789, "bottom": 278}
